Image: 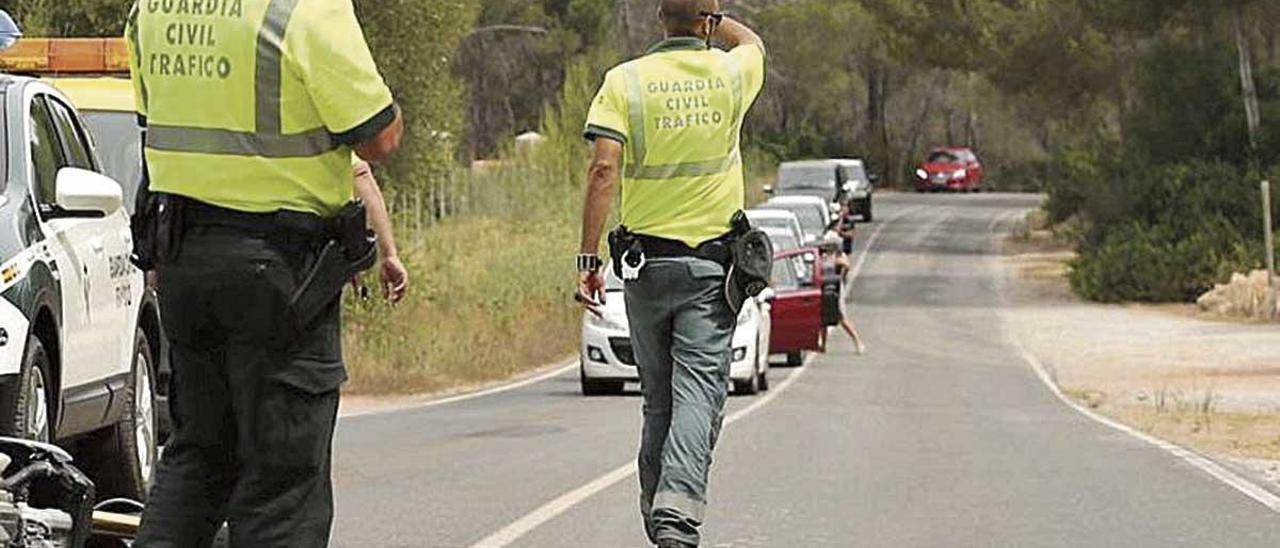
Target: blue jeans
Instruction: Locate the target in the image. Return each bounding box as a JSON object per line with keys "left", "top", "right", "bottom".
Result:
{"left": 625, "top": 257, "right": 735, "bottom": 546}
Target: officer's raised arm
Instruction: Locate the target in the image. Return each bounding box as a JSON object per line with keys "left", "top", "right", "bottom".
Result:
{"left": 712, "top": 15, "right": 763, "bottom": 50}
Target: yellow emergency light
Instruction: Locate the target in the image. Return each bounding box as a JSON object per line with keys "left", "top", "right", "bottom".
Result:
{"left": 0, "top": 38, "right": 129, "bottom": 74}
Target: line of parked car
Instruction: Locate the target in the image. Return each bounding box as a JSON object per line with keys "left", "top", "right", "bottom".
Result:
{"left": 580, "top": 158, "right": 876, "bottom": 396}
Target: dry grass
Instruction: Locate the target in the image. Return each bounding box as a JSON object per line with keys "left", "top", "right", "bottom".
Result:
{"left": 341, "top": 215, "right": 580, "bottom": 394}
{"left": 1066, "top": 388, "right": 1280, "bottom": 461}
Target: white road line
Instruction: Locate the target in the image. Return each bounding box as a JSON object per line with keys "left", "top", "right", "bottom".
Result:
{"left": 1011, "top": 341, "right": 1280, "bottom": 513}
{"left": 989, "top": 208, "right": 1280, "bottom": 514}
{"left": 469, "top": 207, "right": 917, "bottom": 548}
{"left": 339, "top": 359, "right": 577, "bottom": 419}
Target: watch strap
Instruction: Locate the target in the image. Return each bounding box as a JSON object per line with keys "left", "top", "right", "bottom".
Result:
{"left": 577, "top": 254, "right": 604, "bottom": 273}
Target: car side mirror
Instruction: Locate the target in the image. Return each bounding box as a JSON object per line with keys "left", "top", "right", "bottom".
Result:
{"left": 757, "top": 287, "right": 776, "bottom": 303}
{"left": 56, "top": 167, "right": 123, "bottom": 215}
{"left": 869, "top": 174, "right": 880, "bottom": 183}
{"left": 762, "top": 184, "right": 774, "bottom": 195}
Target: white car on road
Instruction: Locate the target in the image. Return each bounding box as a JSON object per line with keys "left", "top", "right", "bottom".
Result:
{"left": 581, "top": 269, "right": 772, "bottom": 396}
{"left": 757, "top": 195, "right": 833, "bottom": 244}
{"left": 746, "top": 209, "right": 804, "bottom": 249}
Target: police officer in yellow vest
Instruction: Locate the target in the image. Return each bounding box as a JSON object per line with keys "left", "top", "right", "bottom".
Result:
{"left": 575, "top": 1, "right": 764, "bottom": 546}
{"left": 125, "top": 0, "right": 403, "bottom": 545}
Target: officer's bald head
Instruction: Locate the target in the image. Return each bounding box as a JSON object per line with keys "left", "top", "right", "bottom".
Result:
{"left": 659, "top": 0, "right": 720, "bottom": 37}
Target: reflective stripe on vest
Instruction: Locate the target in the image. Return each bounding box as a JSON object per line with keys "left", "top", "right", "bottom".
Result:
{"left": 127, "top": 4, "right": 148, "bottom": 111}
{"left": 622, "top": 52, "right": 746, "bottom": 180}
{"left": 144, "top": 0, "right": 339, "bottom": 158}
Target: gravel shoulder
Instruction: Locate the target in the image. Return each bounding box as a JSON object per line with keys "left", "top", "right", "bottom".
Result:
{"left": 998, "top": 226, "right": 1280, "bottom": 488}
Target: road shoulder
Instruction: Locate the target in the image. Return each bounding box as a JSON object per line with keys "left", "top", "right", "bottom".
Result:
{"left": 338, "top": 355, "right": 575, "bottom": 418}
{"left": 996, "top": 219, "right": 1280, "bottom": 497}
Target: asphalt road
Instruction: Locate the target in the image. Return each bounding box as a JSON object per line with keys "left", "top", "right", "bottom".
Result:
{"left": 329, "top": 193, "right": 1280, "bottom": 547}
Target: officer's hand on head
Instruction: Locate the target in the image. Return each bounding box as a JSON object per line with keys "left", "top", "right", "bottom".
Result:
{"left": 576, "top": 270, "right": 607, "bottom": 317}
{"left": 381, "top": 255, "right": 409, "bottom": 304}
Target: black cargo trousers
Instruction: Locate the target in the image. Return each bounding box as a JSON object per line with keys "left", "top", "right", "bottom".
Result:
{"left": 136, "top": 209, "right": 347, "bottom": 548}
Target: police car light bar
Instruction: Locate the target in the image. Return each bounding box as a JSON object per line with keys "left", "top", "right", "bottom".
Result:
{"left": 0, "top": 38, "right": 129, "bottom": 74}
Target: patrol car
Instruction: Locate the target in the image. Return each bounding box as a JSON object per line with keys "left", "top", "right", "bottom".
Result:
{"left": 0, "top": 37, "right": 162, "bottom": 502}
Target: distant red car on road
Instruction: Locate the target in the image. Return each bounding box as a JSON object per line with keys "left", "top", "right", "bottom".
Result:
{"left": 768, "top": 247, "right": 828, "bottom": 366}
{"left": 915, "top": 147, "right": 984, "bottom": 192}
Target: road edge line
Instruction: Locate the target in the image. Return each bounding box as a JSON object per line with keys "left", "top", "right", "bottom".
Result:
{"left": 990, "top": 209, "right": 1280, "bottom": 514}
{"left": 339, "top": 359, "right": 577, "bottom": 419}
{"left": 468, "top": 206, "right": 917, "bottom": 548}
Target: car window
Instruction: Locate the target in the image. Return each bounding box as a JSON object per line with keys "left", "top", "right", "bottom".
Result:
{"left": 777, "top": 164, "right": 837, "bottom": 190}
{"left": 45, "top": 98, "right": 95, "bottom": 172}
{"left": 765, "top": 204, "right": 822, "bottom": 236}
{"left": 927, "top": 151, "right": 958, "bottom": 163}
{"left": 29, "top": 97, "right": 64, "bottom": 207}
{"left": 80, "top": 111, "right": 143, "bottom": 214}
{"left": 771, "top": 258, "right": 800, "bottom": 289}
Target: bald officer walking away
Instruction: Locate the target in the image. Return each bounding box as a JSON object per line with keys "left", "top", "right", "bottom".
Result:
{"left": 575, "top": 2, "right": 765, "bottom": 546}
{"left": 125, "top": 0, "right": 402, "bottom": 546}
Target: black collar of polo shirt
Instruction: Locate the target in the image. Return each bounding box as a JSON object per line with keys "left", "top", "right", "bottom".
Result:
{"left": 647, "top": 36, "right": 710, "bottom": 54}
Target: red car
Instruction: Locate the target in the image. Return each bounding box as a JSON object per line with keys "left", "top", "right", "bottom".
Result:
{"left": 768, "top": 248, "right": 828, "bottom": 366}
{"left": 915, "top": 147, "right": 984, "bottom": 192}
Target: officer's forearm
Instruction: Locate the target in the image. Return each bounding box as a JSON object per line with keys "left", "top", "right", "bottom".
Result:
{"left": 580, "top": 142, "right": 622, "bottom": 254}
{"left": 715, "top": 17, "right": 763, "bottom": 50}
{"left": 355, "top": 168, "right": 399, "bottom": 258}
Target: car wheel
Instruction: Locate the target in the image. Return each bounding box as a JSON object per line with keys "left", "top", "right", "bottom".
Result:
{"left": 580, "top": 363, "right": 624, "bottom": 396}
{"left": 0, "top": 334, "right": 54, "bottom": 444}
{"left": 96, "top": 329, "right": 158, "bottom": 501}
{"left": 861, "top": 199, "right": 873, "bottom": 222}
{"left": 757, "top": 363, "right": 770, "bottom": 391}
{"left": 734, "top": 368, "right": 760, "bottom": 396}
{"left": 786, "top": 352, "right": 804, "bottom": 367}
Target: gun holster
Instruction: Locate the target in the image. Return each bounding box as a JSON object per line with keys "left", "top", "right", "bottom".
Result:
{"left": 131, "top": 192, "right": 186, "bottom": 271}
{"left": 607, "top": 226, "right": 640, "bottom": 280}
{"left": 289, "top": 201, "right": 378, "bottom": 331}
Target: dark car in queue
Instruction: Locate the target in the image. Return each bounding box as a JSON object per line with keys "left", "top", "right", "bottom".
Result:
{"left": 770, "top": 160, "right": 841, "bottom": 203}
{"left": 915, "top": 147, "right": 985, "bottom": 193}
{"left": 833, "top": 158, "right": 875, "bottom": 222}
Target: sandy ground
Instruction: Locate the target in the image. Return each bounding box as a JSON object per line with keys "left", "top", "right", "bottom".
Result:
{"left": 999, "top": 226, "right": 1280, "bottom": 483}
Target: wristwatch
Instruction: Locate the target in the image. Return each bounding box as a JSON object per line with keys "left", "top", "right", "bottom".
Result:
{"left": 576, "top": 254, "right": 604, "bottom": 273}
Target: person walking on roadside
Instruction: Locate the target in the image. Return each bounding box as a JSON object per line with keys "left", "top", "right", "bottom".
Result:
{"left": 834, "top": 203, "right": 868, "bottom": 353}
{"left": 126, "top": 0, "right": 403, "bottom": 545}
{"left": 574, "top": 2, "right": 766, "bottom": 546}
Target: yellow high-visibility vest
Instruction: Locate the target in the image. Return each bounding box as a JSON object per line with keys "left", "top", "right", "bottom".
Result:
{"left": 585, "top": 37, "right": 766, "bottom": 247}
{"left": 126, "top": 0, "right": 394, "bottom": 216}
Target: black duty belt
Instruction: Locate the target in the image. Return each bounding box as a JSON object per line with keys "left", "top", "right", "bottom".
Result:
{"left": 184, "top": 199, "right": 328, "bottom": 239}
{"left": 634, "top": 233, "right": 733, "bottom": 266}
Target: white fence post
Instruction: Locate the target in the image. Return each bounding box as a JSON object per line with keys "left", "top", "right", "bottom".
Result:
{"left": 1264, "top": 180, "right": 1276, "bottom": 320}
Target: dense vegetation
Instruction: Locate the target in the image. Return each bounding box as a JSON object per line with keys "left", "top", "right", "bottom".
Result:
{"left": 5, "top": 1, "right": 1280, "bottom": 390}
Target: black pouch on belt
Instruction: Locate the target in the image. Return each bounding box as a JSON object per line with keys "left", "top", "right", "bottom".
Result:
{"left": 131, "top": 192, "right": 186, "bottom": 270}
{"left": 725, "top": 210, "right": 774, "bottom": 313}
{"left": 289, "top": 200, "right": 378, "bottom": 331}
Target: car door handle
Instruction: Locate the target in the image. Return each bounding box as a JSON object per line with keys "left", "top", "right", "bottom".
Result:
{"left": 90, "top": 238, "right": 105, "bottom": 254}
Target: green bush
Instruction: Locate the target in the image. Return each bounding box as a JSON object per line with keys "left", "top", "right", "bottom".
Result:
{"left": 1067, "top": 161, "right": 1271, "bottom": 303}
{"left": 1069, "top": 218, "right": 1256, "bottom": 302}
